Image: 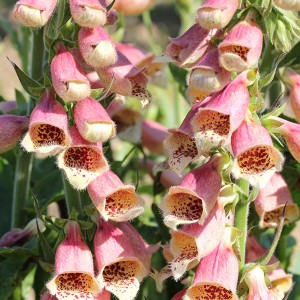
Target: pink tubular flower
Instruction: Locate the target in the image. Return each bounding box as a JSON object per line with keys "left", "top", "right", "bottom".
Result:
{"left": 254, "top": 172, "right": 299, "bottom": 228}
{"left": 0, "top": 219, "right": 44, "bottom": 247}
{"left": 69, "top": 0, "right": 107, "bottom": 27}
{"left": 94, "top": 220, "right": 158, "bottom": 300}
{"left": 97, "top": 51, "right": 152, "bottom": 108}
{"left": 186, "top": 86, "right": 211, "bottom": 106}
{"left": 187, "top": 49, "right": 231, "bottom": 94}
{"left": 159, "top": 154, "right": 224, "bottom": 230}
{"left": 51, "top": 50, "right": 91, "bottom": 102}
{"left": 183, "top": 227, "right": 239, "bottom": 300}
{"left": 163, "top": 102, "right": 206, "bottom": 175}
{"left": 0, "top": 114, "right": 28, "bottom": 153}
{"left": 282, "top": 69, "right": 300, "bottom": 122}
{"left": 166, "top": 24, "right": 216, "bottom": 68}
{"left": 112, "top": 0, "right": 155, "bottom": 15}
{"left": 87, "top": 170, "right": 144, "bottom": 222}
{"left": 265, "top": 116, "right": 300, "bottom": 163}
{"left": 57, "top": 126, "right": 109, "bottom": 190}
{"left": 196, "top": 0, "right": 239, "bottom": 29}
{"left": 46, "top": 221, "right": 101, "bottom": 300}
{"left": 141, "top": 120, "right": 169, "bottom": 155}
{"left": 191, "top": 71, "right": 250, "bottom": 153}
{"left": 78, "top": 26, "right": 117, "bottom": 68}
{"left": 273, "top": 0, "right": 300, "bottom": 10}
{"left": 13, "top": 0, "right": 57, "bottom": 28}
{"left": 21, "top": 90, "right": 71, "bottom": 156}
{"left": 218, "top": 19, "right": 263, "bottom": 72}
{"left": 246, "top": 236, "right": 293, "bottom": 299}
{"left": 245, "top": 267, "right": 277, "bottom": 300}
{"left": 74, "top": 97, "right": 116, "bottom": 143}
{"left": 231, "top": 116, "right": 284, "bottom": 188}
{"left": 167, "top": 200, "right": 227, "bottom": 280}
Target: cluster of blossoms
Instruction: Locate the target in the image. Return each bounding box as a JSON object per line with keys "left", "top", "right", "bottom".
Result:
{"left": 0, "top": 0, "right": 300, "bottom": 299}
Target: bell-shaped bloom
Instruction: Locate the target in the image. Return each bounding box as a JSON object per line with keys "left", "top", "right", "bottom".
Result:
{"left": 0, "top": 219, "right": 45, "bottom": 247}
{"left": 51, "top": 50, "right": 91, "bottom": 102}
{"left": 112, "top": 0, "right": 155, "bottom": 15}
{"left": 141, "top": 120, "right": 169, "bottom": 155}
{"left": 273, "top": 0, "right": 300, "bottom": 10}
{"left": 13, "top": 0, "right": 57, "bottom": 28}
{"left": 246, "top": 236, "right": 293, "bottom": 300}
{"left": 191, "top": 72, "right": 250, "bottom": 153}
{"left": 231, "top": 116, "right": 284, "bottom": 188}
{"left": 97, "top": 51, "right": 152, "bottom": 108}
{"left": 94, "top": 220, "right": 158, "bottom": 300}
{"left": 57, "top": 126, "right": 109, "bottom": 190}
{"left": 254, "top": 172, "right": 299, "bottom": 228}
{"left": 183, "top": 227, "right": 239, "bottom": 300}
{"left": 87, "top": 170, "right": 144, "bottom": 221}
{"left": 160, "top": 154, "right": 224, "bottom": 230}
{"left": 69, "top": 0, "right": 107, "bottom": 27}
{"left": 265, "top": 116, "right": 300, "bottom": 163}
{"left": 187, "top": 49, "right": 231, "bottom": 94}
{"left": 116, "top": 43, "right": 166, "bottom": 85}
{"left": 218, "top": 19, "right": 263, "bottom": 72}
{"left": 78, "top": 26, "right": 117, "bottom": 68}
{"left": 47, "top": 221, "right": 101, "bottom": 300}
{"left": 167, "top": 200, "right": 227, "bottom": 280}
{"left": 163, "top": 102, "right": 206, "bottom": 175}
{"left": 245, "top": 267, "right": 277, "bottom": 300}
{"left": 166, "top": 24, "right": 216, "bottom": 68}
{"left": 196, "top": 0, "right": 239, "bottom": 29}
{"left": 0, "top": 114, "right": 28, "bottom": 154}
{"left": 0, "top": 101, "right": 17, "bottom": 113}
{"left": 74, "top": 97, "right": 116, "bottom": 143}
{"left": 158, "top": 185, "right": 236, "bottom": 282}
{"left": 106, "top": 100, "right": 143, "bottom": 143}
{"left": 21, "top": 90, "right": 71, "bottom": 156}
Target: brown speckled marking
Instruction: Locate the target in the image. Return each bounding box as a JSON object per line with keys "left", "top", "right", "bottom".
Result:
{"left": 105, "top": 190, "right": 138, "bottom": 217}
{"left": 64, "top": 146, "right": 102, "bottom": 171}
{"left": 30, "top": 124, "right": 66, "bottom": 147}
{"left": 170, "top": 132, "right": 198, "bottom": 167}
{"left": 188, "top": 284, "right": 234, "bottom": 300}
{"left": 167, "top": 192, "right": 203, "bottom": 221}
{"left": 194, "top": 110, "right": 230, "bottom": 137}
{"left": 237, "top": 146, "right": 275, "bottom": 174}
{"left": 220, "top": 45, "right": 250, "bottom": 61}
{"left": 103, "top": 261, "right": 139, "bottom": 288}
{"left": 56, "top": 272, "right": 94, "bottom": 291}
{"left": 172, "top": 233, "right": 198, "bottom": 267}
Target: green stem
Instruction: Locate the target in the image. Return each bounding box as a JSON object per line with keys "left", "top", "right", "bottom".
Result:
{"left": 11, "top": 29, "right": 45, "bottom": 228}
{"left": 11, "top": 150, "right": 34, "bottom": 228}
{"left": 62, "top": 175, "right": 83, "bottom": 217}
{"left": 234, "top": 179, "right": 250, "bottom": 274}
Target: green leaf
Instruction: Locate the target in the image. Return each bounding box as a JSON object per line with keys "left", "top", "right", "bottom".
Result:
{"left": 15, "top": 89, "right": 28, "bottom": 114}
{"left": 106, "top": 0, "right": 116, "bottom": 11}
{"left": 168, "top": 64, "right": 188, "bottom": 97}
{"left": 8, "top": 59, "right": 44, "bottom": 99}
{"left": 259, "top": 53, "right": 287, "bottom": 89}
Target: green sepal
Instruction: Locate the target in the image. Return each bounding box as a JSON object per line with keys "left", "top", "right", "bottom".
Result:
{"left": 8, "top": 59, "right": 44, "bottom": 99}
